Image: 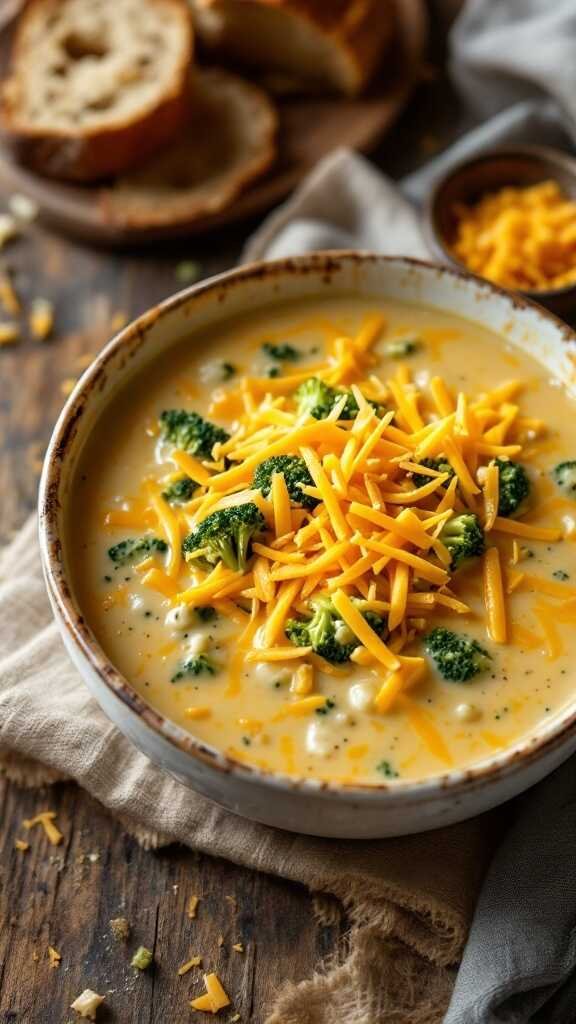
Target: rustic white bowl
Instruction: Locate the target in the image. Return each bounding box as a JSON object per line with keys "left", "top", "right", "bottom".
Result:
{"left": 38, "top": 253, "right": 576, "bottom": 838}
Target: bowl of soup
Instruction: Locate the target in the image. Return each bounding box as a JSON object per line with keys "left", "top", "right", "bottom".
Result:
{"left": 38, "top": 253, "right": 576, "bottom": 838}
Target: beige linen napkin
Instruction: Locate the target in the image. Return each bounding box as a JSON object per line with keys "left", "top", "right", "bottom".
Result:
{"left": 1, "top": 510, "right": 498, "bottom": 1023}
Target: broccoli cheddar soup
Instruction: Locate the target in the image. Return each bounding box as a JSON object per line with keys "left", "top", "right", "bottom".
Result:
{"left": 69, "top": 295, "right": 576, "bottom": 785}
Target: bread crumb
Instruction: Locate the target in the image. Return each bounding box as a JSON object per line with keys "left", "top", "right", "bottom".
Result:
{"left": 22, "top": 810, "right": 63, "bottom": 845}
{"left": 178, "top": 955, "right": 202, "bottom": 975}
{"left": 61, "top": 377, "right": 77, "bottom": 396}
{"left": 110, "top": 311, "right": 128, "bottom": 332}
{"left": 0, "top": 274, "right": 20, "bottom": 315}
{"left": 229, "top": 1015, "right": 241, "bottom": 1022}
{"left": 48, "top": 946, "right": 61, "bottom": 968}
{"left": 187, "top": 894, "right": 200, "bottom": 919}
{"left": 9, "top": 193, "right": 38, "bottom": 222}
{"left": 87, "top": 851, "right": 100, "bottom": 863}
{"left": 15, "top": 838, "right": 29, "bottom": 852}
{"left": 0, "top": 322, "right": 19, "bottom": 345}
{"left": 109, "top": 917, "right": 130, "bottom": 942}
{"left": 225, "top": 895, "right": 236, "bottom": 908}
{"left": 30, "top": 298, "right": 54, "bottom": 340}
{"left": 70, "top": 989, "right": 105, "bottom": 1020}
{"left": 217, "top": 934, "right": 224, "bottom": 948}
{"left": 232, "top": 943, "right": 244, "bottom": 954}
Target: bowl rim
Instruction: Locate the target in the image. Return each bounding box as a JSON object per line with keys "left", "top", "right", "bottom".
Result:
{"left": 424, "top": 142, "right": 576, "bottom": 300}
{"left": 38, "top": 250, "right": 576, "bottom": 803}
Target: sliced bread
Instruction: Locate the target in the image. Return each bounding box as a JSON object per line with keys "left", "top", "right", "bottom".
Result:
{"left": 190, "top": 0, "right": 395, "bottom": 97}
{"left": 0, "top": 0, "right": 194, "bottom": 181}
{"left": 101, "top": 68, "right": 277, "bottom": 228}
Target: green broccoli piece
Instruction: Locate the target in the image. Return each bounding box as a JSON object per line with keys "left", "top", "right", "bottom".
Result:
{"left": 182, "top": 502, "right": 265, "bottom": 572}
{"left": 252, "top": 454, "right": 318, "bottom": 511}
{"left": 376, "top": 759, "right": 399, "bottom": 778}
{"left": 108, "top": 536, "right": 167, "bottom": 566}
{"left": 285, "top": 594, "right": 386, "bottom": 664}
{"left": 221, "top": 362, "right": 236, "bottom": 380}
{"left": 262, "top": 342, "right": 300, "bottom": 361}
{"left": 440, "top": 513, "right": 485, "bottom": 570}
{"left": 131, "top": 946, "right": 154, "bottom": 971}
{"left": 424, "top": 627, "right": 492, "bottom": 682}
{"left": 383, "top": 336, "right": 421, "bottom": 359}
{"left": 161, "top": 474, "right": 198, "bottom": 505}
{"left": 294, "top": 376, "right": 379, "bottom": 421}
{"left": 494, "top": 458, "right": 530, "bottom": 517}
{"left": 196, "top": 606, "right": 217, "bottom": 622}
{"left": 171, "top": 655, "right": 216, "bottom": 682}
{"left": 413, "top": 457, "right": 455, "bottom": 489}
{"left": 552, "top": 461, "right": 576, "bottom": 498}
{"left": 266, "top": 365, "right": 281, "bottom": 378}
{"left": 159, "top": 409, "right": 229, "bottom": 459}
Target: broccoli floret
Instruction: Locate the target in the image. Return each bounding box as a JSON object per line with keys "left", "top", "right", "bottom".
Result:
{"left": 285, "top": 594, "right": 386, "bottom": 664}
{"left": 182, "top": 502, "right": 265, "bottom": 572}
{"left": 266, "top": 365, "right": 281, "bottom": 378}
{"left": 108, "top": 536, "right": 167, "bottom": 566}
{"left": 424, "top": 627, "right": 492, "bottom": 682}
{"left": 171, "top": 654, "right": 216, "bottom": 682}
{"left": 252, "top": 455, "right": 318, "bottom": 511}
{"left": 196, "top": 606, "right": 217, "bottom": 622}
{"left": 413, "top": 457, "right": 455, "bottom": 489}
{"left": 294, "top": 376, "right": 379, "bottom": 421}
{"left": 262, "top": 342, "right": 300, "bottom": 361}
{"left": 440, "top": 513, "right": 485, "bottom": 571}
{"left": 494, "top": 458, "right": 530, "bottom": 517}
{"left": 552, "top": 461, "right": 576, "bottom": 498}
{"left": 159, "top": 409, "right": 229, "bottom": 459}
{"left": 383, "top": 335, "right": 421, "bottom": 359}
{"left": 294, "top": 377, "right": 338, "bottom": 419}
{"left": 161, "top": 474, "right": 198, "bottom": 505}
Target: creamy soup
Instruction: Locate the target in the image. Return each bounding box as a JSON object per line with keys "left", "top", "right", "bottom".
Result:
{"left": 68, "top": 295, "right": 576, "bottom": 785}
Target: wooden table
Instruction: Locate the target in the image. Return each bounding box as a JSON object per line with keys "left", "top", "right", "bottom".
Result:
{"left": 0, "top": 8, "right": 465, "bottom": 1019}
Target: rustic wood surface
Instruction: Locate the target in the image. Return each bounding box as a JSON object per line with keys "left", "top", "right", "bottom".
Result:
{"left": 0, "top": 5, "right": 466, "bottom": 1020}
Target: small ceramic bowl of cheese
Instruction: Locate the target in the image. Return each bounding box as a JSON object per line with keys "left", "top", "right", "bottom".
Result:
{"left": 39, "top": 252, "right": 576, "bottom": 838}
{"left": 425, "top": 144, "right": 576, "bottom": 316}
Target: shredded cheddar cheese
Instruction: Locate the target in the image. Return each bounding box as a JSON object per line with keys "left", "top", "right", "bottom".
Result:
{"left": 451, "top": 180, "right": 576, "bottom": 292}
{"left": 191, "top": 973, "right": 231, "bottom": 1014}
{"left": 22, "top": 810, "right": 63, "bottom": 845}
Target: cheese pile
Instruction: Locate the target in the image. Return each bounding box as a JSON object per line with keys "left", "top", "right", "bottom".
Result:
{"left": 105, "top": 313, "right": 562, "bottom": 713}
{"left": 450, "top": 179, "right": 576, "bottom": 292}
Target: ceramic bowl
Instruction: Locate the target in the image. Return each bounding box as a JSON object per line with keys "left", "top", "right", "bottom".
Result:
{"left": 38, "top": 252, "right": 576, "bottom": 838}
{"left": 425, "top": 144, "right": 576, "bottom": 317}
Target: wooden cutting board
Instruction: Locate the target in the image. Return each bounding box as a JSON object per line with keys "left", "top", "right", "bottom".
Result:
{"left": 0, "top": 0, "right": 427, "bottom": 246}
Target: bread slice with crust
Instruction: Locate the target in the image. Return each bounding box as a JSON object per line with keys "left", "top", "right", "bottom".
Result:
{"left": 101, "top": 68, "right": 277, "bottom": 229}
{"left": 0, "top": 0, "right": 194, "bottom": 181}
{"left": 190, "top": 0, "right": 394, "bottom": 97}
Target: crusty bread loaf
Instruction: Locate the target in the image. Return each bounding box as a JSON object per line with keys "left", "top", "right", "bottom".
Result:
{"left": 101, "top": 68, "right": 277, "bottom": 229}
{"left": 190, "top": 0, "right": 394, "bottom": 97}
{"left": 0, "top": 0, "right": 194, "bottom": 181}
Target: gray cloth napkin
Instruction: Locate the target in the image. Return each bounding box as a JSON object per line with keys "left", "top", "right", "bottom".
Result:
{"left": 245, "top": 2, "right": 576, "bottom": 1021}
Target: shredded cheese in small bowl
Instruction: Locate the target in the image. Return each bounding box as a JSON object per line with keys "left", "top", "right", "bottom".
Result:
{"left": 426, "top": 145, "right": 576, "bottom": 314}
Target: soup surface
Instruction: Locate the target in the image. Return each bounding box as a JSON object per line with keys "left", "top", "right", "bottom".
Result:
{"left": 69, "top": 294, "right": 576, "bottom": 785}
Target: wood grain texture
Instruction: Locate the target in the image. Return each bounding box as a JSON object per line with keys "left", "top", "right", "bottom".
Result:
{"left": 0, "top": 4, "right": 467, "bottom": 1018}
{"left": 0, "top": 779, "right": 345, "bottom": 1022}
